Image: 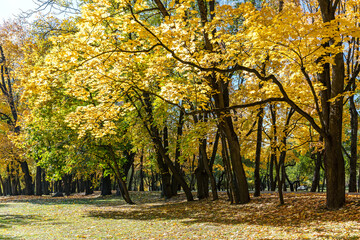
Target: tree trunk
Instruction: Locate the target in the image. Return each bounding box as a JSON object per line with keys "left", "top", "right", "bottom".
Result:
{"left": 101, "top": 172, "right": 112, "bottom": 196}
{"left": 172, "top": 110, "right": 184, "bottom": 196}
{"left": 20, "top": 161, "right": 34, "bottom": 195}
{"left": 274, "top": 154, "right": 283, "bottom": 205}
{"left": 270, "top": 154, "right": 276, "bottom": 191}
{"left": 317, "top": 0, "right": 346, "bottom": 209}
{"left": 42, "top": 170, "right": 49, "bottom": 195}
{"left": 221, "top": 133, "right": 235, "bottom": 203}
{"left": 0, "top": 175, "right": 3, "bottom": 196}
{"left": 195, "top": 165, "right": 207, "bottom": 200}
{"left": 284, "top": 171, "right": 294, "bottom": 192}
{"left": 323, "top": 58, "right": 345, "bottom": 208}
{"left": 349, "top": 89, "right": 358, "bottom": 192}
{"left": 254, "top": 107, "right": 263, "bottom": 197}
{"left": 85, "top": 178, "right": 93, "bottom": 195}
{"left": 36, "top": 166, "right": 42, "bottom": 196}
{"left": 139, "top": 150, "right": 145, "bottom": 191}
{"left": 211, "top": 77, "right": 249, "bottom": 204}
{"left": 324, "top": 135, "right": 345, "bottom": 208}
{"left": 311, "top": 148, "right": 322, "bottom": 192}
{"left": 128, "top": 163, "right": 134, "bottom": 191}
{"left": 282, "top": 164, "right": 287, "bottom": 192}
{"left": 141, "top": 92, "right": 193, "bottom": 201}
{"left": 196, "top": 138, "right": 209, "bottom": 199}
{"left": 12, "top": 175, "right": 18, "bottom": 196}
{"left": 156, "top": 149, "right": 172, "bottom": 199}
{"left": 64, "top": 174, "right": 72, "bottom": 196}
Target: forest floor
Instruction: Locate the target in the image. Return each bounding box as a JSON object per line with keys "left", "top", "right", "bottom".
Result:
{"left": 0, "top": 191, "right": 360, "bottom": 239}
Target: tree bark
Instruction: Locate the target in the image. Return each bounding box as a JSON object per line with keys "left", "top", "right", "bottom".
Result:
{"left": 254, "top": 107, "right": 263, "bottom": 197}
{"left": 140, "top": 92, "right": 193, "bottom": 201}
{"left": 317, "top": 0, "right": 346, "bottom": 210}
{"left": 36, "top": 166, "right": 42, "bottom": 196}
{"left": 101, "top": 173, "right": 112, "bottom": 196}
{"left": 85, "top": 178, "right": 93, "bottom": 195}
{"left": 221, "top": 133, "right": 235, "bottom": 203}
{"left": 311, "top": 147, "right": 322, "bottom": 192}
{"left": 213, "top": 79, "right": 249, "bottom": 204}
{"left": 128, "top": 163, "right": 134, "bottom": 191}
{"left": 139, "top": 149, "right": 145, "bottom": 191}
{"left": 42, "top": 170, "right": 49, "bottom": 195}
{"left": 63, "top": 174, "right": 72, "bottom": 196}
{"left": 20, "top": 161, "right": 34, "bottom": 195}
{"left": 172, "top": 110, "right": 184, "bottom": 196}
{"left": 349, "top": 87, "right": 358, "bottom": 192}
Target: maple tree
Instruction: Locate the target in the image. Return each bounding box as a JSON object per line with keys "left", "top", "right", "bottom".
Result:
{"left": 0, "top": 0, "right": 357, "bottom": 214}
{"left": 0, "top": 20, "right": 35, "bottom": 195}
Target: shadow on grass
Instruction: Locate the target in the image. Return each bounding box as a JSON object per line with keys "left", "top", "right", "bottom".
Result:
{"left": 0, "top": 214, "right": 42, "bottom": 229}
{"left": 0, "top": 235, "right": 21, "bottom": 239}
{"left": 0, "top": 191, "right": 163, "bottom": 207}
{"left": 86, "top": 192, "right": 360, "bottom": 229}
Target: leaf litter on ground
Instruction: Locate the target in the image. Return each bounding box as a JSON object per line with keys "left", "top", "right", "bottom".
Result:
{"left": 0, "top": 191, "right": 360, "bottom": 239}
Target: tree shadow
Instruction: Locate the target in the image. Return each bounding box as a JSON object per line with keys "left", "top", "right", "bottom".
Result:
{"left": 0, "top": 214, "right": 42, "bottom": 229}
{"left": 0, "top": 191, "right": 163, "bottom": 207}
{"left": 0, "top": 235, "right": 21, "bottom": 239}
{"left": 86, "top": 192, "right": 360, "bottom": 230}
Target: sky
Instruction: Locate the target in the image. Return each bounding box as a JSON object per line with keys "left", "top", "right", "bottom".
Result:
{"left": 0, "top": 0, "right": 39, "bottom": 21}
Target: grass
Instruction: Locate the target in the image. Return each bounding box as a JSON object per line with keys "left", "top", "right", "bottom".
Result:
{"left": 0, "top": 191, "right": 359, "bottom": 239}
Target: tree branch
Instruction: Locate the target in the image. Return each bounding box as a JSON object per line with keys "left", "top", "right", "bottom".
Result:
{"left": 186, "top": 97, "right": 286, "bottom": 116}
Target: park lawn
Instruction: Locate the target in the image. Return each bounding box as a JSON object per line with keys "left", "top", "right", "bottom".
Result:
{"left": 0, "top": 192, "right": 360, "bottom": 239}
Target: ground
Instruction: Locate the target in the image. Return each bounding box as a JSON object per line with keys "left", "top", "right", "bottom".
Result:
{"left": 0, "top": 191, "right": 360, "bottom": 239}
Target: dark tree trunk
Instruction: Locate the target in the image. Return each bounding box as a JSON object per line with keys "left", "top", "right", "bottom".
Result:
{"left": 221, "top": 133, "right": 235, "bottom": 203}
{"left": 254, "top": 107, "right": 263, "bottom": 197}
{"left": 128, "top": 163, "right": 134, "bottom": 191}
{"left": 85, "top": 178, "right": 93, "bottom": 195}
{"left": 189, "top": 155, "right": 196, "bottom": 191}
{"left": 5, "top": 178, "right": 11, "bottom": 196}
{"left": 0, "top": 175, "right": 3, "bottom": 196}
{"left": 20, "top": 161, "right": 34, "bottom": 195}
{"left": 101, "top": 173, "right": 112, "bottom": 196}
{"left": 71, "top": 178, "right": 77, "bottom": 193}
{"left": 36, "top": 166, "right": 42, "bottom": 196}
{"left": 317, "top": 0, "right": 346, "bottom": 209}
{"left": 220, "top": 122, "right": 248, "bottom": 203}
{"left": 12, "top": 175, "right": 18, "bottom": 196}
{"left": 275, "top": 155, "right": 283, "bottom": 205}
{"left": 349, "top": 89, "right": 358, "bottom": 192}
{"left": 284, "top": 171, "right": 294, "bottom": 192}
{"left": 324, "top": 135, "right": 345, "bottom": 208}
{"left": 192, "top": 112, "right": 217, "bottom": 200}
{"left": 207, "top": 76, "right": 249, "bottom": 204}
{"left": 157, "top": 150, "right": 172, "bottom": 199}
{"left": 161, "top": 126, "right": 173, "bottom": 199}
{"left": 104, "top": 146, "right": 134, "bottom": 204}
{"left": 42, "top": 170, "right": 49, "bottom": 195}
{"left": 172, "top": 110, "right": 184, "bottom": 196}
{"left": 140, "top": 92, "right": 193, "bottom": 201}
{"left": 270, "top": 154, "right": 276, "bottom": 191}
{"left": 311, "top": 148, "right": 322, "bottom": 192}
{"left": 6, "top": 165, "right": 12, "bottom": 196}
{"left": 195, "top": 165, "right": 208, "bottom": 200}
{"left": 58, "top": 180, "right": 63, "bottom": 193}
{"left": 64, "top": 174, "right": 72, "bottom": 196}
{"left": 79, "top": 177, "right": 85, "bottom": 193}
{"left": 139, "top": 150, "right": 144, "bottom": 191}
{"left": 282, "top": 164, "right": 287, "bottom": 192}
{"left": 196, "top": 137, "right": 209, "bottom": 200}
